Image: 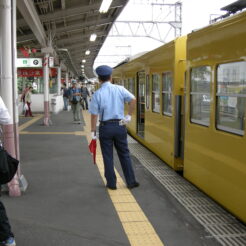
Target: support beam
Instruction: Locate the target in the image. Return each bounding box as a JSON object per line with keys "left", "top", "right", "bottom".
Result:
{"left": 62, "top": 42, "right": 103, "bottom": 51}
{"left": 18, "top": 18, "right": 113, "bottom": 43}
{"left": 17, "top": 0, "right": 126, "bottom": 28}
{"left": 17, "top": 0, "right": 47, "bottom": 47}
{"left": 61, "top": 0, "right": 66, "bottom": 10}
{"left": 55, "top": 31, "right": 105, "bottom": 46}
{"left": 53, "top": 17, "right": 114, "bottom": 35}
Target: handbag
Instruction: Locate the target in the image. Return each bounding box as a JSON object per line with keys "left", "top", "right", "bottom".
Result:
{"left": 24, "top": 103, "right": 28, "bottom": 110}
{"left": 0, "top": 147, "right": 19, "bottom": 185}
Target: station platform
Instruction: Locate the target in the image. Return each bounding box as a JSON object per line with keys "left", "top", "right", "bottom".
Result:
{"left": 1, "top": 110, "right": 246, "bottom": 246}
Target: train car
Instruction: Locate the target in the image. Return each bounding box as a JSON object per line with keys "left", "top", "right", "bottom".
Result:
{"left": 113, "top": 10, "right": 246, "bottom": 223}
{"left": 113, "top": 36, "right": 187, "bottom": 171}
{"left": 184, "top": 11, "right": 246, "bottom": 222}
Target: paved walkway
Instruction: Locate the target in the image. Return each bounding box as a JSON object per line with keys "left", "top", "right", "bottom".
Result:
{"left": 1, "top": 110, "right": 222, "bottom": 246}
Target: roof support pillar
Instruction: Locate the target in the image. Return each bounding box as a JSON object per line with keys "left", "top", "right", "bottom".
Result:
{"left": 57, "top": 66, "right": 61, "bottom": 95}
{"left": 0, "top": 0, "right": 23, "bottom": 196}
{"left": 43, "top": 53, "right": 51, "bottom": 126}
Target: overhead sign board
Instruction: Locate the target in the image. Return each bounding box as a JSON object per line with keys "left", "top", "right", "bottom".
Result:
{"left": 17, "top": 68, "right": 57, "bottom": 77}
{"left": 17, "top": 58, "right": 42, "bottom": 68}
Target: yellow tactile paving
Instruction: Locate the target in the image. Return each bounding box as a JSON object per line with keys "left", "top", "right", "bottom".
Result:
{"left": 122, "top": 221, "right": 156, "bottom": 235}
{"left": 18, "top": 114, "right": 43, "bottom": 131}
{"left": 118, "top": 211, "right": 148, "bottom": 222}
{"left": 114, "top": 203, "right": 141, "bottom": 212}
{"left": 128, "top": 235, "right": 164, "bottom": 246}
{"left": 82, "top": 110, "right": 165, "bottom": 246}
{"left": 111, "top": 194, "right": 137, "bottom": 203}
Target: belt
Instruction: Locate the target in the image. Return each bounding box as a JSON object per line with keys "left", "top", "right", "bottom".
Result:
{"left": 100, "top": 119, "right": 121, "bottom": 126}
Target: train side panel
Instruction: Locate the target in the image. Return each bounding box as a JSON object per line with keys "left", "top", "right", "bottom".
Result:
{"left": 184, "top": 12, "right": 246, "bottom": 222}
{"left": 113, "top": 37, "right": 187, "bottom": 170}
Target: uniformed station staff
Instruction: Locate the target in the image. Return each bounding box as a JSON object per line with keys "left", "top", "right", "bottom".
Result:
{"left": 89, "top": 65, "right": 139, "bottom": 190}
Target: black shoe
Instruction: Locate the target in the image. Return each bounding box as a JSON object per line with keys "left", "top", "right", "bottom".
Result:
{"left": 106, "top": 185, "right": 117, "bottom": 190}
{"left": 127, "top": 182, "right": 140, "bottom": 189}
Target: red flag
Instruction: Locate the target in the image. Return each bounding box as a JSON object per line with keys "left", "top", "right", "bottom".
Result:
{"left": 88, "top": 139, "right": 97, "bottom": 164}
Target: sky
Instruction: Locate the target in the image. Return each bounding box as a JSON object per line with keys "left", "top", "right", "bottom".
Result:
{"left": 93, "top": 0, "right": 235, "bottom": 71}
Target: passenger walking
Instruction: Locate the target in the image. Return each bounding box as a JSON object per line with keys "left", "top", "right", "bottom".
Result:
{"left": 89, "top": 65, "right": 139, "bottom": 190}
{"left": 0, "top": 96, "right": 16, "bottom": 246}
{"left": 69, "top": 81, "right": 81, "bottom": 123}
{"left": 80, "top": 83, "right": 90, "bottom": 110}
{"left": 62, "top": 83, "right": 69, "bottom": 111}
{"left": 20, "top": 87, "right": 28, "bottom": 115}
{"left": 24, "top": 86, "right": 33, "bottom": 117}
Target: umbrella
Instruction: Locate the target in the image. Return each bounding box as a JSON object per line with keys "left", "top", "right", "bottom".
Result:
{"left": 88, "top": 139, "right": 97, "bottom": 164}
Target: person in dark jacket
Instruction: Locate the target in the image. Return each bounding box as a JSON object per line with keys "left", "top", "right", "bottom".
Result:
{"left": 80, "top": 84, "right": 90, "bottom": 110}
{"left": 62, "top": 83, "right": 70, "bottom": 111}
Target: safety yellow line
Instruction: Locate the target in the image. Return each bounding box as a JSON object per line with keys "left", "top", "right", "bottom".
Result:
{"left": 82, "top": 110, "right": 164, "bottom": 246}
{"left": 18, "top": 114, "right": 43, "bottom": 132}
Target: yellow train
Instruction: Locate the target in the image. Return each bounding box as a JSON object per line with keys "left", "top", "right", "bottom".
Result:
{"left": 112, "top": 11, "right": 246, "bottom": 223}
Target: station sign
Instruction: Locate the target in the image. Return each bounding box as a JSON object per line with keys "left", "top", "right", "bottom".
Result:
{"left": 17, "top": 58, "right": 42, "bottom": 68}
{"left": 17, "top": 68, "right": 57, "bottom": 77}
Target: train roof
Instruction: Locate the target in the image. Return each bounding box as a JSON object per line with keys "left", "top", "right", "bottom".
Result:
{"left": 188, "top": 7, "right": 246, "bottom": 38}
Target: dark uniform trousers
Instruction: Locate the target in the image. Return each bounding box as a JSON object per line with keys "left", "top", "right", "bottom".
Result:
{"left": 99, "top": 121, "right": 136, "bottom": 187}
{"left": 0, "top": 200, "right": 14, "bottom": 241}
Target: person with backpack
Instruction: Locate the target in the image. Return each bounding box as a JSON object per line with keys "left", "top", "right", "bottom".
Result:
{"left": 69, "top": 81, "right": 81, "bottom": 123}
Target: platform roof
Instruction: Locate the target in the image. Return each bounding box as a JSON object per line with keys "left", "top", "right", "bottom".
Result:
{"left": 17, "top": 0, "right": 128, "bottom": 79}
{"left": 221, "top": 0, "right": 246, "bottom": 13}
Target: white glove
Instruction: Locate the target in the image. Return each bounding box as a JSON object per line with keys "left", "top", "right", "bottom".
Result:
{"left": 124, "top": 115, "right": 131, "bottom": 124}
{"left": 91, "top": 131, "right": 97, "bottom": 140}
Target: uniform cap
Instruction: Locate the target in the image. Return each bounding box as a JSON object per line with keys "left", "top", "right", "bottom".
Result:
{"left": 95, "top": 65, "right": 112, "bottom": 77}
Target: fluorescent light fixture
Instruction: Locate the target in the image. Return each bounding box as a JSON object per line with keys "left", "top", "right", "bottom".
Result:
{"left": 90, "top": 33, "right": 97, "bottom": 42}
{"left": 85, "top": 50, "right": 90, "bottom": 55}
{"left": 81, "top": 65, "right": 84, "bottom": 68}
{"left": 99, "top": 0, "right": 113, "bottom": 13}
{"left": 82, "top": 59, "right": 86, "bottom": 63}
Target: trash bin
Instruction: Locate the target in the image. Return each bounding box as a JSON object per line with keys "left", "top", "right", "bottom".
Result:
{"left": 51, "top": 97, "right": 58, "bottom": 114}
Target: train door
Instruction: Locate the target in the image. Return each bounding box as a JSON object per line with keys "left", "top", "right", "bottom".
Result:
{"left": 136, "top": 71, "right": 145, "bottom": 138}
{"left": 174, "top": 71, "right": 186, "bottom": 161}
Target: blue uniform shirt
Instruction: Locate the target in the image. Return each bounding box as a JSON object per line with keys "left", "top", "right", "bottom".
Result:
{"left": 89, "top": 82, "right": 135, "bottom": 121}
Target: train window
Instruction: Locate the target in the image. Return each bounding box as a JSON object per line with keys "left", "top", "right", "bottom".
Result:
{"left": 190, "top": 66, "right": 211, "bottom": 126}
{"left": 124, "top": 79, "right": 128, "bottom": 89}
{"left": 162, "top": 72, "right": 172, "bottom": 116}
{"left": 216, "top": 61, "right": 246, "bottom": 135}
{"left": 152, "top": 74, "right": 161, "bottom": 113}
{"left": 146, "top": 75, "right": 150, "bottom": 110}
{"left": 128, "top": 78, "right": 135, "bottom": 95}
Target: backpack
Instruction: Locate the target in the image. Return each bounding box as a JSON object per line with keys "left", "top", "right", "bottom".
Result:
{"left": 0, "top": 147, "right": 19, "bottom": 185}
